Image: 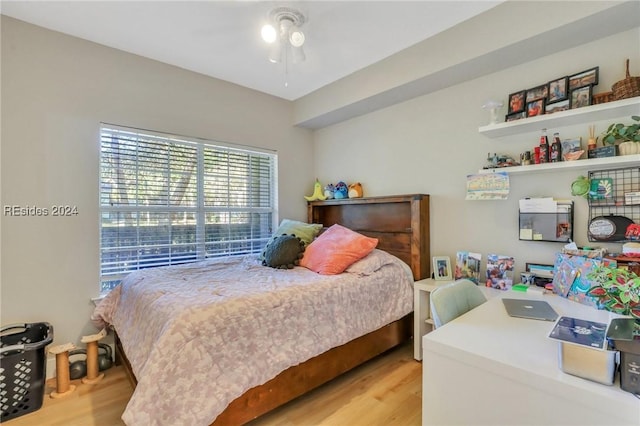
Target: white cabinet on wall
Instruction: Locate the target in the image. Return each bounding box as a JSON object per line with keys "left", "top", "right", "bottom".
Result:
{"left": 478, "top": 97, "right": 640, "bottom": 175}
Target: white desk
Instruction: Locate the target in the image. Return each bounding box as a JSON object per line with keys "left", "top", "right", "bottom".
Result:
{"left": 422, "top": 291, "right": 640, "bottom": 426}
{"left": 413, "top": 279, "right": 452, "bottom": 360}
{"left": 413, "top": 278, "right": 501, "bottom": 360}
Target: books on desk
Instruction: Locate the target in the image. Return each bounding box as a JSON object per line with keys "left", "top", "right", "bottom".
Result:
{"left": 548, "top": 316, "right": 608, "bottom": 350}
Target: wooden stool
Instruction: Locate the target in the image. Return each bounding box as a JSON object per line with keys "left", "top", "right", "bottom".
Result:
{"left": 81, "top": 328, "right": 107, "bottom": 384}
{"left": 48, "top": 343, "right": 76, "bottom": 398}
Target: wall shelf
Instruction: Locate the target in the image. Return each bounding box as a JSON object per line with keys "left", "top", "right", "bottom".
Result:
{"left": 479, "top": 154, "right": 640, "bottom": 175}
{"left": 478, "top": 97, "right": 640, "bottom": 138}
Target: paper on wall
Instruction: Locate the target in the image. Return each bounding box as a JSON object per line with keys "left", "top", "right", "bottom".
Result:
{"left": 518, "top": 197, "right": 557, "bottom": 212}
{"left": 466, "top": 172, "right": 509, "bottom": 200}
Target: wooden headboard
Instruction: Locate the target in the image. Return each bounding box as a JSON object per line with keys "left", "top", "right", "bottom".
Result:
{"left": 307, "top": 194, "right": 430, "bottom": 280}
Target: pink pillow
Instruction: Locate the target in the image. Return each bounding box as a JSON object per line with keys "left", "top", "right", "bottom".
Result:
{"left": 300, "top": 224, "right": 378, "bottom": 275}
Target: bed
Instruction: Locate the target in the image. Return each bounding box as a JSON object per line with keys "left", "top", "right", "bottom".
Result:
{"left": 93, "top": 193, "right": 430, "bottom": 425}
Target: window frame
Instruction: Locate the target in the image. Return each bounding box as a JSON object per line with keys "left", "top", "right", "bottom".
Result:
{"left": 99, "top": 123, "right": 278, "bottom": 293}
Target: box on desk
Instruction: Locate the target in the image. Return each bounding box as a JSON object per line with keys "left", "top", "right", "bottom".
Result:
{"left": 550, "top": 316, "right": 617, "bottom": 385}
{"left": 558, "top": 343, "right": 617, "bottom": 385}
{"left": 587, "top": 145, "right": 616, "bottom": 159}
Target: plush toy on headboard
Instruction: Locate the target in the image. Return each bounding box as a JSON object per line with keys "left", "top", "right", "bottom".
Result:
{"left": 304, "top": 178, "right": 327, "bottom": 201}
{"left": 334, "top": 181, "right": 348, "bottom": 199}
{"left": 324, "top": 183, "right": 335, "bottom": 199}
{"left": 348, "top": 183, "right": 363, "bottom": 198}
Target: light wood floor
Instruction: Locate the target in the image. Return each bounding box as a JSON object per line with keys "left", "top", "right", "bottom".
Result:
{"left": 5, "top": 342, "right": 421, "bottom": 426}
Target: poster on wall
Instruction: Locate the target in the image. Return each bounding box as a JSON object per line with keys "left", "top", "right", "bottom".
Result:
{"left": 466, "top": 172, "right": 509, "bottom": 200}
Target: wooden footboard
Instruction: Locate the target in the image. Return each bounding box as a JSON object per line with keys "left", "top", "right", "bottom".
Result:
{"left": 115, "top": 314, "right": 412, "bottom": 425}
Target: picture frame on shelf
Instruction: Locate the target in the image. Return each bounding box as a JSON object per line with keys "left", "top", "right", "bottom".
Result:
{"left": 561, "top": 137, "right": 582, "bottom": 154}
{"left": 547, "top": 76, "right": 569, "bottom": 103}
{"left": 433, "top": 256, "right": 452, "bottom": 281}
{"left": 592, "top": 91, "right": 613, "bottom": 105}
{"left": 526, "top": 98, "right": 545, "bottom": 117}
{"left": 570, "top": 85, "right": 592, "bottom": 109}
{"left": 526, "top": 84, "right": 548, "bottom": 102}
{"left": 569, "top": 66, "right": 599, "bottom": 90}
{"left": 508, "top": 90, "right": 526, "bottom": 114}
{"left": 505, "top": 111, "right": 526, "bottom": 121}
{"left": 545, "top": 99, "right": 570, "bottom": 114}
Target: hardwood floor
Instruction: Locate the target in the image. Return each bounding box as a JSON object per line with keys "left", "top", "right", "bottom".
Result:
{"left": 6, "top": 367, "right": 133, "bottom": 426}
{"left": 4, "top": 342, "right": 421, "bottom": 426}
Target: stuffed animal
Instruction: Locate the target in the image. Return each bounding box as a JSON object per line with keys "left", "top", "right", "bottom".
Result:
{"left": 304, "top": 178, "right": 327, "bottom": 201}
{"left": 348, "top": 183, "right": 363, "bottom": 198}
{"left": 334, "top": 181, "right": 348, "bottom": 199}
{"left": 324, "top": 183, "right": 335, "bottom": 199}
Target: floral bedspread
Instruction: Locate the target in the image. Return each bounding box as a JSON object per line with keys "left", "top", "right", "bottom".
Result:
{"left": 92, "top": 250, "right": 414, "bottom": 425}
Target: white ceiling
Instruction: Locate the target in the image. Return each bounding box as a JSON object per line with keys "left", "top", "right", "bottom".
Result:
{"left": 0, "top": 0, "right": 503, "bottom": 100}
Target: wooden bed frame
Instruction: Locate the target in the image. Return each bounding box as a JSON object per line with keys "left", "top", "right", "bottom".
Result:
{"left": 115, "top": 193, "right": 430, "bottom": 425}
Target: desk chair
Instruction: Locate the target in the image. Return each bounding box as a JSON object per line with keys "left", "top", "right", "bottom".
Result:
{"left": 430, "top": 279, "right": 487, "bottom": 328}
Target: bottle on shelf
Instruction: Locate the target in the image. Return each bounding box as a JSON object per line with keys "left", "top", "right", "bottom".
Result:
{"left": 550, "top": 132, "right": 563, "bottom": 162}
{"left": 533, "top": 146, "right": 541, "bottom": 164}
{"left": 539, "top": 128, "right": 549, "bottom": 163}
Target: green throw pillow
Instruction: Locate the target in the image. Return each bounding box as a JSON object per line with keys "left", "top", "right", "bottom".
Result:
{"left": 261, "top": 219, "right": 322, "bottom": 260}
{"left": 273, "top": 219, "right": 322, "bottom": 245}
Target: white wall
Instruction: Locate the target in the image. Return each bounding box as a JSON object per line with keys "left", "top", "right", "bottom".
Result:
{"left": 0, "top": 17, "right": 314, "bottom": 348}
{"left": 312, "top": 27, "right": 639, "bottom": 280}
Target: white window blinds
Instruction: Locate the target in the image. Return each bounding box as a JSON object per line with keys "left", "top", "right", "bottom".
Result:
{"left": 99, "top": 124, "right": 276, "bottom": 292}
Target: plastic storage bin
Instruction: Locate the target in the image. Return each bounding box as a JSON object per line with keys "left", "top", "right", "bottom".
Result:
{"left": 0, "top": 322, "right": 53, "bottom": 422}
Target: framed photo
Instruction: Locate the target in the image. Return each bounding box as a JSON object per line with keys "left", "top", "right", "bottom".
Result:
{"left": 485, "top": 254, "right": 515, "bottom": 290}
{"left": 547, "top": 76, "right": 568, "bottom": 103}
{"left": 569, "top": 66, "right": 599, "bottom": 90}
{"left": 505, "top": 111, "right": 526, "bottom": 121}
{"left": 526, "top": 98, "right": 545, "bottom": 117}
{"left": 433, "top": 256, "right": 452, "bottom": 281}
{"left": 544, "top": 99, "right": 569, "bottom": 114}
{"left": 507, "top": 90, "right": 526, "bottom": 114}
{"left": 455, "top": 251, "right": 482, "bottom": 284}
{"left": 570, "top": 85, "right": 592, "bottom": 109}
{"left": 526, "top": 84, "right": 548, "bottom": 102}
{"left": 561, "top": 137, "right": 582, "bottom": 154}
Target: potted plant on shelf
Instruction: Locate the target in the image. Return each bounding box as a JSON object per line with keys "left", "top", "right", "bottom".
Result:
{"left": 587, "top": 264, "right": 640, "bottom": 318}
{"left": 601, "top": 115, "right": 640, "bottom": 155}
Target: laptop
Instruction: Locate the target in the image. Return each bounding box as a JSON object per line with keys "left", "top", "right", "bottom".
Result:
{"left": 502, "top": 298, "right": 559, "bottom": 321}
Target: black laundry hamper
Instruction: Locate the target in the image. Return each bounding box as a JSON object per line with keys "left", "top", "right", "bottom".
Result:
{"left": 0, "top": 322, "right": 54, "bottom": 422}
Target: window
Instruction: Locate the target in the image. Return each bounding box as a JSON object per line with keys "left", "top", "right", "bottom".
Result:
{"left": 99, "top": 124, "right": 277, "bottom": 292}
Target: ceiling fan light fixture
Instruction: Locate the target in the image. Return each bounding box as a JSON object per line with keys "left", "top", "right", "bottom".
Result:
{"left": 261, "top": 24, "right": 277, "bottom": 43}
{"left": 263, "top": 7, "right": 307, "bottom": 64}
{"left": 289, "top": 27, "right": 305, "bottom": 47}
